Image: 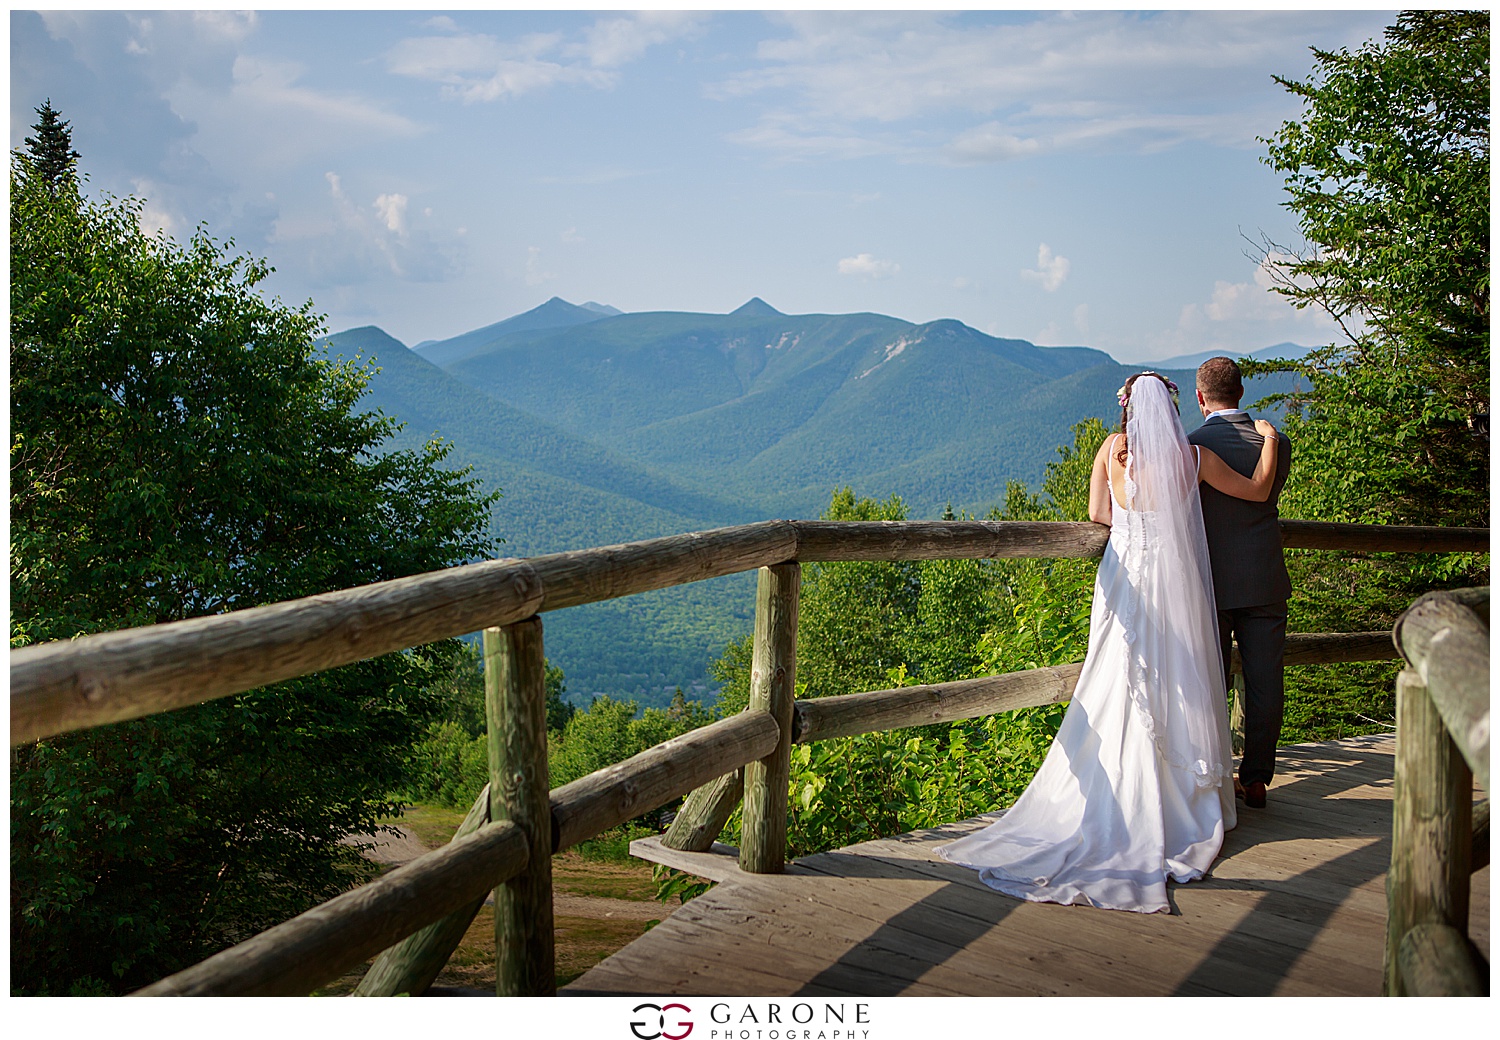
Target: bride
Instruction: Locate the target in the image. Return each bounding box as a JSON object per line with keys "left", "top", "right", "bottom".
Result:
{"left": 938, "top": 372, "right": 1281, "bottom": 913}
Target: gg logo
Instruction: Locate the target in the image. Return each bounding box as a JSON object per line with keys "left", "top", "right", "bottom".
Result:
{"left": 630, "top": 1002, "right": 693, "bottom": 1040}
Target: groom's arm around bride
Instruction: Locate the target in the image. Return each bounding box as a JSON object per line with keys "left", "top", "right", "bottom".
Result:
{"left": 1185, "top": 357, "right": 1293, "bottom": 809}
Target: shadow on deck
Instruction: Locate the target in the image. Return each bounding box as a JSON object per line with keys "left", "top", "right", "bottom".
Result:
{"left": 564, "top": 733, "right": 1489, "bottom": 997}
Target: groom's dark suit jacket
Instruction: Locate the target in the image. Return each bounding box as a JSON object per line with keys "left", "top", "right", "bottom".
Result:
{"left": 1187, "top": 413, "right": 1293, "bottom": 609}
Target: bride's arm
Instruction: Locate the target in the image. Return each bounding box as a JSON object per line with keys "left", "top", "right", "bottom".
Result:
{"left": 1198, "top": 420, "right": 1281, "bottom": 502}
{"left": 1088, "top": 435, "right": 1115, "bottom": 524}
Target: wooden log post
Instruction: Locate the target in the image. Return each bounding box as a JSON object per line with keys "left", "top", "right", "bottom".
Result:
{"left": 485, "top": 620, "right": 555, "bottom": 997}
{"left": 663, "top": 768, "right": 745, "bottom": 853}
{"left": 1383, "top": 669, "right": 1474, "bottom": 996}
{"left": 739, "top": 563, "right": 800, "bottom": 874}
{"left": 353, "top": 783, "right": 492, "bottom": 996}
{"left": 1228, "top": 671, "right": 1247, "bottom": 757}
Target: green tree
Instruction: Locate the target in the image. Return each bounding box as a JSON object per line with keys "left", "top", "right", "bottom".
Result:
{"left": 1249, "top": 10, "right": 1489, "bottom": 731}
{"left": 21, "top": 99, "right": 80, "bottom": 192}
{"left": 1254, "top": 9, "right": 1488, "bottom": 531}
{"left": 10, "top": 134, "right": 496, "bottom": 993}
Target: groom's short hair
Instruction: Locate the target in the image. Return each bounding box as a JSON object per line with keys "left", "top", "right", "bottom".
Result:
{"left": 1197, "top": 357, "right": 1243, "bottom": 405}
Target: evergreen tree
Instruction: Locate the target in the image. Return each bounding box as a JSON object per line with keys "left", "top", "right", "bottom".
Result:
{"left": 22, "top": 99, "right": 81, "bottom": 192}
{"left": 1247, "top": 11, "right": 1489, "bottom": 728}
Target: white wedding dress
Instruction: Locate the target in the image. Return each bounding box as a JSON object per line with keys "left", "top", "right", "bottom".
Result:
{"left": 938, "top": 377, "right": 1236, "bottom": 913}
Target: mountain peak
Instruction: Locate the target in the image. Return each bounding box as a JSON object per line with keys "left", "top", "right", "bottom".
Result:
{"left": 580, "top": 301, "right": 623, "bottom": 317}
{"left": 731, "top": 297, "right": 783, "bottom": 317}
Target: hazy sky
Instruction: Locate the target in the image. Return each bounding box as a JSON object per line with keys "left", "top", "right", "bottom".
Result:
{"left": 11, "top": 7, "right": 1396, "bottom": 361}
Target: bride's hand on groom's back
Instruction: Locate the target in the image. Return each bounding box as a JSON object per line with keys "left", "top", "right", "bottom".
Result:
{"left": 1253, "top": 419, "right": 1278, "bottom": 440}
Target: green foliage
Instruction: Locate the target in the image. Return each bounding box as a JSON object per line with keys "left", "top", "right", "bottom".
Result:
{"left": 652, "top": 865, "right": 714, "bottom": 905}
{"left": 1252, "top": 10, "right": 1489, "bottom": 731}
{"left": 406, "top": 686, "right": 713, "bottom": 822}
{"left": 716, "top": 422, "right": 1108, "bottom": 857}
{"left": 10, "top": 142, "right": 496, "bottom": 994}
{"left": 549, "top": 691, "right": 713, "bottom": 791}
{"left": 1255, "top": 9, "right": 1487, "bottom": 533}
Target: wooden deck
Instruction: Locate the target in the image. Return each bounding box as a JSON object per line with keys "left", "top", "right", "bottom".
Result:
{"left": 564, "top": 733, "right": 1489, "bottom": 996}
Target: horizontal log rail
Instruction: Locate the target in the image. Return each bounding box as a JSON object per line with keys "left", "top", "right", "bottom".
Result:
{"left": 132, "top": 819, "right": 530, "bottom": 997}
{"left": 550, "top": 709, "right": 781, "bottom": 853}
{"left": 793, "top": 631, "right": 1399, "bottom": 745}
{"left": 1392, "top": 588, "right": 1491, "bottom": 791}
{"left": 11, "top": 520, "right": 1485, "bottom": 746}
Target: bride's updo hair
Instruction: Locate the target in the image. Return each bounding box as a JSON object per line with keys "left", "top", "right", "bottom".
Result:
{"left": 1114, "top": 371, "right": 1180, "bottom": 466}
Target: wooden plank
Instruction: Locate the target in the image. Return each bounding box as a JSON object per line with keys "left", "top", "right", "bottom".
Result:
{"left": 574, "top": 735, "right": 1430, "bottom": 998}
{"left": 486, "top": 620, "right": 555, "bottom": 997}
{"left": 550, "top": 711, "right": 780, "bottom": 852}
{"left": 823, "top": 832, "right": 1390, "bottom": 962}
{"left": 741, "top": 563, "right": 799, "bottom": 874}
{"left": 630, "top": 836, "right": 744, "bottom": 883}
{"left": 131, "top": 820, "right": 529, "bottom": 996}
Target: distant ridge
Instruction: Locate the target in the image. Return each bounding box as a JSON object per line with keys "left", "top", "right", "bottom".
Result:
{"left": 1124, "top": 342, "right": 1312, "bottom": 370}
{"left": 414, "top": 297, "right": 619, "bottom": 367}
{"left": 730, "top": 297, "right": 783, "bottom": 318}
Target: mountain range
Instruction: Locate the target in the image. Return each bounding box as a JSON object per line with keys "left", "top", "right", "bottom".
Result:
{"left": 325, "top": 297, "right": 1307, "bottom": 706}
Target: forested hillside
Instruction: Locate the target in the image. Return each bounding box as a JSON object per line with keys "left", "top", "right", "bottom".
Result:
{"left": 329, "top": 302, "right": 1304, "bottom": 706}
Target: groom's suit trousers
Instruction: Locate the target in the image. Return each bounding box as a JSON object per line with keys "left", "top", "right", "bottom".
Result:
{"left": 1216, "top": 603, "right": 1288, "bottom": 786}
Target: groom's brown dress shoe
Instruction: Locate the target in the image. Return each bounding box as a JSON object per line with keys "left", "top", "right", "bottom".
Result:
{"left": 1242, "top": 781, "right": 1267, "bottom": 809}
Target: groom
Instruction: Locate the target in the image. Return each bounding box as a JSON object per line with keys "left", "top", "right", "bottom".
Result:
{"left": 1186, "top": 357, "right": 1293, "bottom": 809}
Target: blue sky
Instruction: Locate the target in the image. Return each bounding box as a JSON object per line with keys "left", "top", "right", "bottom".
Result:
{"left": 11, "top": 7, "right": 1396, "bottom": 361}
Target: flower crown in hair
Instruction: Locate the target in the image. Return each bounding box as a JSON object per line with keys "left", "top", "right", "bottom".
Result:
{"left": 1117, "top": 372, "right": 1179, "bottom": 408}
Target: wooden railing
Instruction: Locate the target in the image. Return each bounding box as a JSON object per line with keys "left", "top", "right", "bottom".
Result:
{"left": 1384, "top": 587, "right": 1490, "bottom": 997}
{"left": 7, "top": 519, "right": 1487, "bottom": 997}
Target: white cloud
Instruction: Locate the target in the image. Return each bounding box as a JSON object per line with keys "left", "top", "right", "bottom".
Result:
{"left": 571, "top": 11, "right": 704, "bottom": 69}
{"left": 389, "top": 12, "right": 701, "bottom": 102}
{"left": 1073, "top": 303, "right": 1091, "bottom": 336}
{"left": 374, "top": 193, "right": 408, "bottom": 235}
{"left": 189, "top": 10, "right": 257, "bottom": 43}
{"left": 838, "top": 253, "right": 899, "bottom": 279}
{"left": 423, "top": 16, "right": 460, "bottom": 33}
{"left": 1021, "top": 243, "right": 1070, "bottom": 292}
{"left": 1035, "top": 320, "right": 1064, "bottom": 346}
{"left": 386, "top": 31, "right": 606, "bottom": 102}
{"left": 561, "top": 227, "right": 584, "bottom": 243}
{"left": 717, "top": 10, "right": 1391, "bottom": 163}
{"left": 525, "top": 245, "right": 554, "bottom": 286}
{"left": 267, "top": 171, "right": 458, "bottom": 287}
{"left": 948, "top": 125, "right": 1043, "bottom": 163}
